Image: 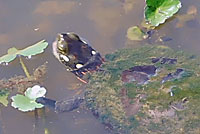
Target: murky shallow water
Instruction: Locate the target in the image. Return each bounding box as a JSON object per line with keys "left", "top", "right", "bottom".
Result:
{"left": 0, "top": 0, "right": 200, "bottom": 134}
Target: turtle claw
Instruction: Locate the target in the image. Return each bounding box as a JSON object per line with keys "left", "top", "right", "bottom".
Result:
{"left": 76, "top": 76, "right": 88, "bottom": 84}
{"left": 81, "top": 71, "right": 87, "bottom": 75}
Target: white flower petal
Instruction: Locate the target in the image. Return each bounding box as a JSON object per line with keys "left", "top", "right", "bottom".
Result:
{"left": 25, "top": 85, "right": 46, "bottom": 99}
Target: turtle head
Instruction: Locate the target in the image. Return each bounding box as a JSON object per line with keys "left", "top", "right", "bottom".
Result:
{"left": 56, "top": 33, "right": 69, "bottom": 54}
{"left": 54, "top": 32, "right": 82, "bottom": 54}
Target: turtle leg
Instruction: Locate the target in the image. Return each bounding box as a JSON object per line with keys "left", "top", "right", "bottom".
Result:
{"left": 55, "top": 97, "right": 84, "bottom": 113}
{"left": 36, "top": 97, "right": 84, "bottom": 113}
{"left": 71, "top": 53, "right": 104, "bottom": 83}
{"left": 72, "top": 69, "right": 88, "bottom": 83}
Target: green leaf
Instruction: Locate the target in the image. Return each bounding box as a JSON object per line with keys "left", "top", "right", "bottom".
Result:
{"left": 0, "top": 90, "right": 10, "bottom": 107}
{"left": 19, "top": 40, "right": 48, "bottom": 57}
{"left": 11, "top": 95, "right": 43, "bottom": 112}
{"left": 0, "top": 40, "right": 48, "bottom": 64}
{"left": 127, "top": 26, "right": 146, "bottom": 41}
{"left": 11, "top": 85, "right": 46, "bottom": 112}
{"left": 144, "top": 0, "right": 182, "bottom": 26}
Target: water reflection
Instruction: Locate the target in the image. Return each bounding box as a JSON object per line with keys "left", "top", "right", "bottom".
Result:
{"left": 0, "top": 34, "right": 9, "bottom": 45}
{"left": 34, "top": 1, "right": 77, "bottom": 16}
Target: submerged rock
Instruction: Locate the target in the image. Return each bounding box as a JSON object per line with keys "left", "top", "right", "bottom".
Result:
{"left": 122, "top": 70, "right": 149, "bottom": 84}
{"left": 129, "top": 65, "right": 157, "bottom": 75}
{"left": 122, "top": 65, "right": 157, "bottom": 84}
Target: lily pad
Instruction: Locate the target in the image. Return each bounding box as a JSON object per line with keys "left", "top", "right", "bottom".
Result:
{"left": 0, "top": 40, "right": 48, "bottom": 64}
{"left": 144, "top": 0, "right": 182, "bottom": 26}
{"left": 11, "top": 85, "right": 46, "bottom": 112}
{"left": 0, "top": 90, "right": 10, "bottom": 106}
{"left": 127, "top": 26, "right": 146, "bottom": 41}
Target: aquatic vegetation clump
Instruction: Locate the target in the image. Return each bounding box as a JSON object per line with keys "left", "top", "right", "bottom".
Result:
{"left": 0, "top": 63, "right": 47, "bottom": 93}
{"left": 0, "top": 90, "right": 9, "bottom": 106}
{"left": 85, "top": 45, "right": 200, "bottom": 133}
{"left": 127, "top": 26, "right": 147, "bottom": 41}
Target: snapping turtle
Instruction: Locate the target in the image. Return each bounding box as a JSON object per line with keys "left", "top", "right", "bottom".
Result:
{"left": 37, "top": 33, "right": 200, "bottom": 134}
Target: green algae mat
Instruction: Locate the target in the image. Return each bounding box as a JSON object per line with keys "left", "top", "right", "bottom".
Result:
{"left": 85, "top": 45, "right": 200, "bottom": 134}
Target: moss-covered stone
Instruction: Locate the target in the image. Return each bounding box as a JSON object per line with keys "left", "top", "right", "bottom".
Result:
{"left": 85, "top": 45, "right": 200, "bottom": 134}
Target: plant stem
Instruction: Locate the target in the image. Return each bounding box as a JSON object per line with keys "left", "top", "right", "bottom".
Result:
{"left": 19, "top": 57, "right": 49, "bottom": 134}
{"left": 19, "top": 57, "right": 38, "bottom": 134}
{"left": 42, "top": 108, "right": 50, "bottom": 134}
{"left": 19, "top": 57, "right": 30, "bottom": 78}
{"left": 0, "top": 110, "right": 5, "bottom": 134}
{"left": 33, "top": 109, "right": 39, "bottom": 134}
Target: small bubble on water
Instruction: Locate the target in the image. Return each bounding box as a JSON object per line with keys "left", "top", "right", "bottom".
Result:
{"left": 28, "top": 55, "right": 32, "bottom": 59}
{"left": 2, "top": 62, "right": 9, "bottom": 66}
{"left": 34, "top": 28, "right": 39, "bottom": 31}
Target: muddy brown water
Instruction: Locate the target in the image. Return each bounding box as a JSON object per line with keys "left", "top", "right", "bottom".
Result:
{"left": 0, "top": 0, "right": 200, "bottom": 134}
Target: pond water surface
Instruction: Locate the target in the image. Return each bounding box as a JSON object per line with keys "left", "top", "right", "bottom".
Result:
{"left": 0, "top": 0, "right": 200, "bottom": 134}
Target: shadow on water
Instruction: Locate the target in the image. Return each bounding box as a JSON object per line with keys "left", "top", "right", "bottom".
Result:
{"left": 0, "top": 0, "right": 200, "bottom": 134}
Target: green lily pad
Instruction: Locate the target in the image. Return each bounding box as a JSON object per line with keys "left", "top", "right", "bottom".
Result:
{"left": 127, "top": 26, "right": 146, "bottom": 41}
{"left": 11, "top": 85, "right": 46, "bottom": 112}
{"left": 0, "top": 90, "right": 10, "bottom": 106}
{"left": 144, "top": 0, "right": 182, "bottom": 26}
{"left": 0, "top": 40, "right": 48, "bottom": 64}
{"left": 11, "top": 94, "right": 43, "bottom": 112}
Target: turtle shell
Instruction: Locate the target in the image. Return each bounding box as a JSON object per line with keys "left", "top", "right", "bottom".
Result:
{"left": 52, "top": 33, "right": 103, "bottom": 78}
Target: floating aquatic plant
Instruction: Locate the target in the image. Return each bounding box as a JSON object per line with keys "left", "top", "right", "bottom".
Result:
{"left": 11, "top": 85, "right": 47, "bottom": 112}
{"left": 127, "top": 26, "right": 147, "bottom": 41}
{"left": 0, "top": 90, "right": 10, "bottom": 106}
{"left": 0, "top": 40, "right": 48, "bottom": 78}
{"left": 0, "top": 40, "right": 48, "bottom": 64}
{"left": 144, "top": 0, "right": 182, "bottom": 26}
